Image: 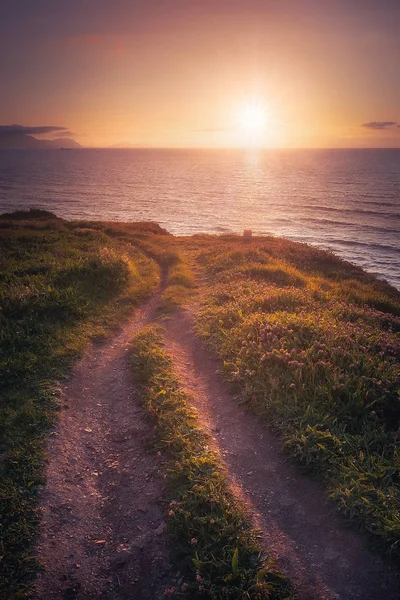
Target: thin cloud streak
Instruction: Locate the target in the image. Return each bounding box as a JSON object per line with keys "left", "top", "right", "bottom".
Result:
{"left": 362, "top": 121, "right": 397, "bottom": 130}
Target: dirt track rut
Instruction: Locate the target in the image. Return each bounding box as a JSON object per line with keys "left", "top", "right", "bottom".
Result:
{"left": 34, "top": 293, "right": 173, "bottom": 600}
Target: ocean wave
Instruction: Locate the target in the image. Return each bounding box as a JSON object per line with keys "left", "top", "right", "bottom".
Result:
{"left": 359, "top": 199, "right": 399, "bottom": 208}
{"left": 295, "top": 216, "right": 400, "bottom": 236}
{"left": 301, "top": 205, "right": 399, "bottom": 220}
{"left": 214, "top": 225, "right": 233, "bottom": 232}
{"left": 324, "top": 238, "right": 400, "bottom": 254}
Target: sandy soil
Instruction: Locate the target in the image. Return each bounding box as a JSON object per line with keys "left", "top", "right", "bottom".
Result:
{"left": 34, "top": 293, "right": 174, "bottom": 600}
{"left": 164, "top": 308, "right": 400, "bottom": 600}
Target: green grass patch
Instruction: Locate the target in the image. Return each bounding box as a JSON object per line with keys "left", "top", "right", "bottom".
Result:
{"left": 130, "top": 326, "right": 294, "bottom": 599}
{"left": 167, "top": 262, "right": 196, "bottom": 289}
{"left": 3, "top": 220, "right": 400, "bottom": 594}
{"left": 158, "top": 252, "right": 196, "bottom": 314}
{"left": 0, "top": 219, "right": 159, "bottom": 597}
{"left": 159, "top": 284, "right": 192, "bottom": 313}
{"left": 194, "top": 237, "right": 400, "bottom": 555}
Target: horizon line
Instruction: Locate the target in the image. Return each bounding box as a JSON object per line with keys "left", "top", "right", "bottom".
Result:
{"left": 22, "top": 145, "right": 400, "bottom": 151}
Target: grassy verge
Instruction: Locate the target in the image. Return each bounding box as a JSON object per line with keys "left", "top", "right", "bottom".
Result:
{"left": 138, "top": 237, "right": 197, "bottom": 314}
{"left": 0, "top": 215, "right": 159, "bottom": 597}
{"left": 159, "top": 259, "right": 196, "bottom": 313}
{"left": 193, "top": 236, "right": 400, "bottom": 555}
{"left": 105, "top": 228, "right": 196, "bottom": 313}
{"left": 3, "top": 217, "right": 399, "bottom": 594}
{"left": 125, "top": 230, "right": 196, "bottom": 313}
{"left": 130, "top": 326, "right": 294, "bottom": 599}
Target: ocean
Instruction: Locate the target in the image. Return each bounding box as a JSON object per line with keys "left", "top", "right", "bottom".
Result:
{"left": 0, "top": 148, "right": 399, "bottom": 289}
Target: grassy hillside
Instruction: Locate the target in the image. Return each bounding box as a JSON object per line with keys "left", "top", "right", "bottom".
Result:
{"left": 189, "top": 236, "right": 400, "bottom": 553}
{"left": 1, "top": 212, "right": 399, "bottom": 596}
{"left": 0, "top": 212, "right": 162, "bottom": 596}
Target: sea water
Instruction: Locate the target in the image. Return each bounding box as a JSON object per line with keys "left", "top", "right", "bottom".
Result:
{"left": 0, "top": 148, "right": 399, "bottom": 289}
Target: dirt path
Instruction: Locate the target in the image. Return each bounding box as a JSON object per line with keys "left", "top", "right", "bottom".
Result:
{"left": 34, "top": 292, "right": 174, "bottom": 600}
{"left": 164, "top": 308, "right": 400, "bottom": 600}
{"left": 34, "top": 285, "right": 400, "bottom": 600}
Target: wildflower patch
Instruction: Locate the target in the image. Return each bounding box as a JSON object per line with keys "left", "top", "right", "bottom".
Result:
{"left": 195, "top": 238, "right": 400, "bottom": 554}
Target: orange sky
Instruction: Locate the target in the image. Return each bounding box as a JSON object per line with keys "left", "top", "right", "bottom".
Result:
{"left": 1, "top": 1, "right": 400, "bottom": 148}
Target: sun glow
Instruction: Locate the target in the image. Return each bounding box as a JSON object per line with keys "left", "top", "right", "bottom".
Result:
{"left": 236, "top": 100, "right": 268, "bottom": 146}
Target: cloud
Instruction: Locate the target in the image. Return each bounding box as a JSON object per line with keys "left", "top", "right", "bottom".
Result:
{"left": 362, "top": 121, "right": 398, "bottom": 130}
{"left": 0, "top": 124, "right": 68, "bottom": 136}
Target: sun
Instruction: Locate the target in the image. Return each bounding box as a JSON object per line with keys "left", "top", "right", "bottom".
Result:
{"left": 239, "top": 102, "right": 266, "bottom": 130}
{"left": 236, "top": 100, "right": 267, "bottom": 145}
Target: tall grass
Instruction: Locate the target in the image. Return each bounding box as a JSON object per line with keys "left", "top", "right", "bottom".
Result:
{"left": 194, "top": 237, "right": 400, "bottom": 554}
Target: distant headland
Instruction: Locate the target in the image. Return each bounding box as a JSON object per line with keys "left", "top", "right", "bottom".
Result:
{"left": 0, "top": 124, "right": 81, "bottom": 149}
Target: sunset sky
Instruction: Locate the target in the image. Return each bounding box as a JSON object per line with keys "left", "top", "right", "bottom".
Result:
{"left": 1, "top": 0, "right": 400, "bottom": 148}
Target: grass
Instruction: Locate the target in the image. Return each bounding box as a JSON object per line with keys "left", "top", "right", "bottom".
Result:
{"left": 99, "top": 226, "right": 196, "bottom": 312}
{"left": 193, "top": 236, "right": 400, "bottom": 554}
{"left": 159, "top": 258, "right": 196, "bottom": 313}
{"left": 128, "top": 235, "right": 196, "bottom": 313}
{"left": 130, "top": 326, "right": 294, "bottom": 599}
{"left": 3, "top": 215, "right": 400, "bottom": 594}
{"left": 0, "top": 215, "right": 160, "bottom": 597}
